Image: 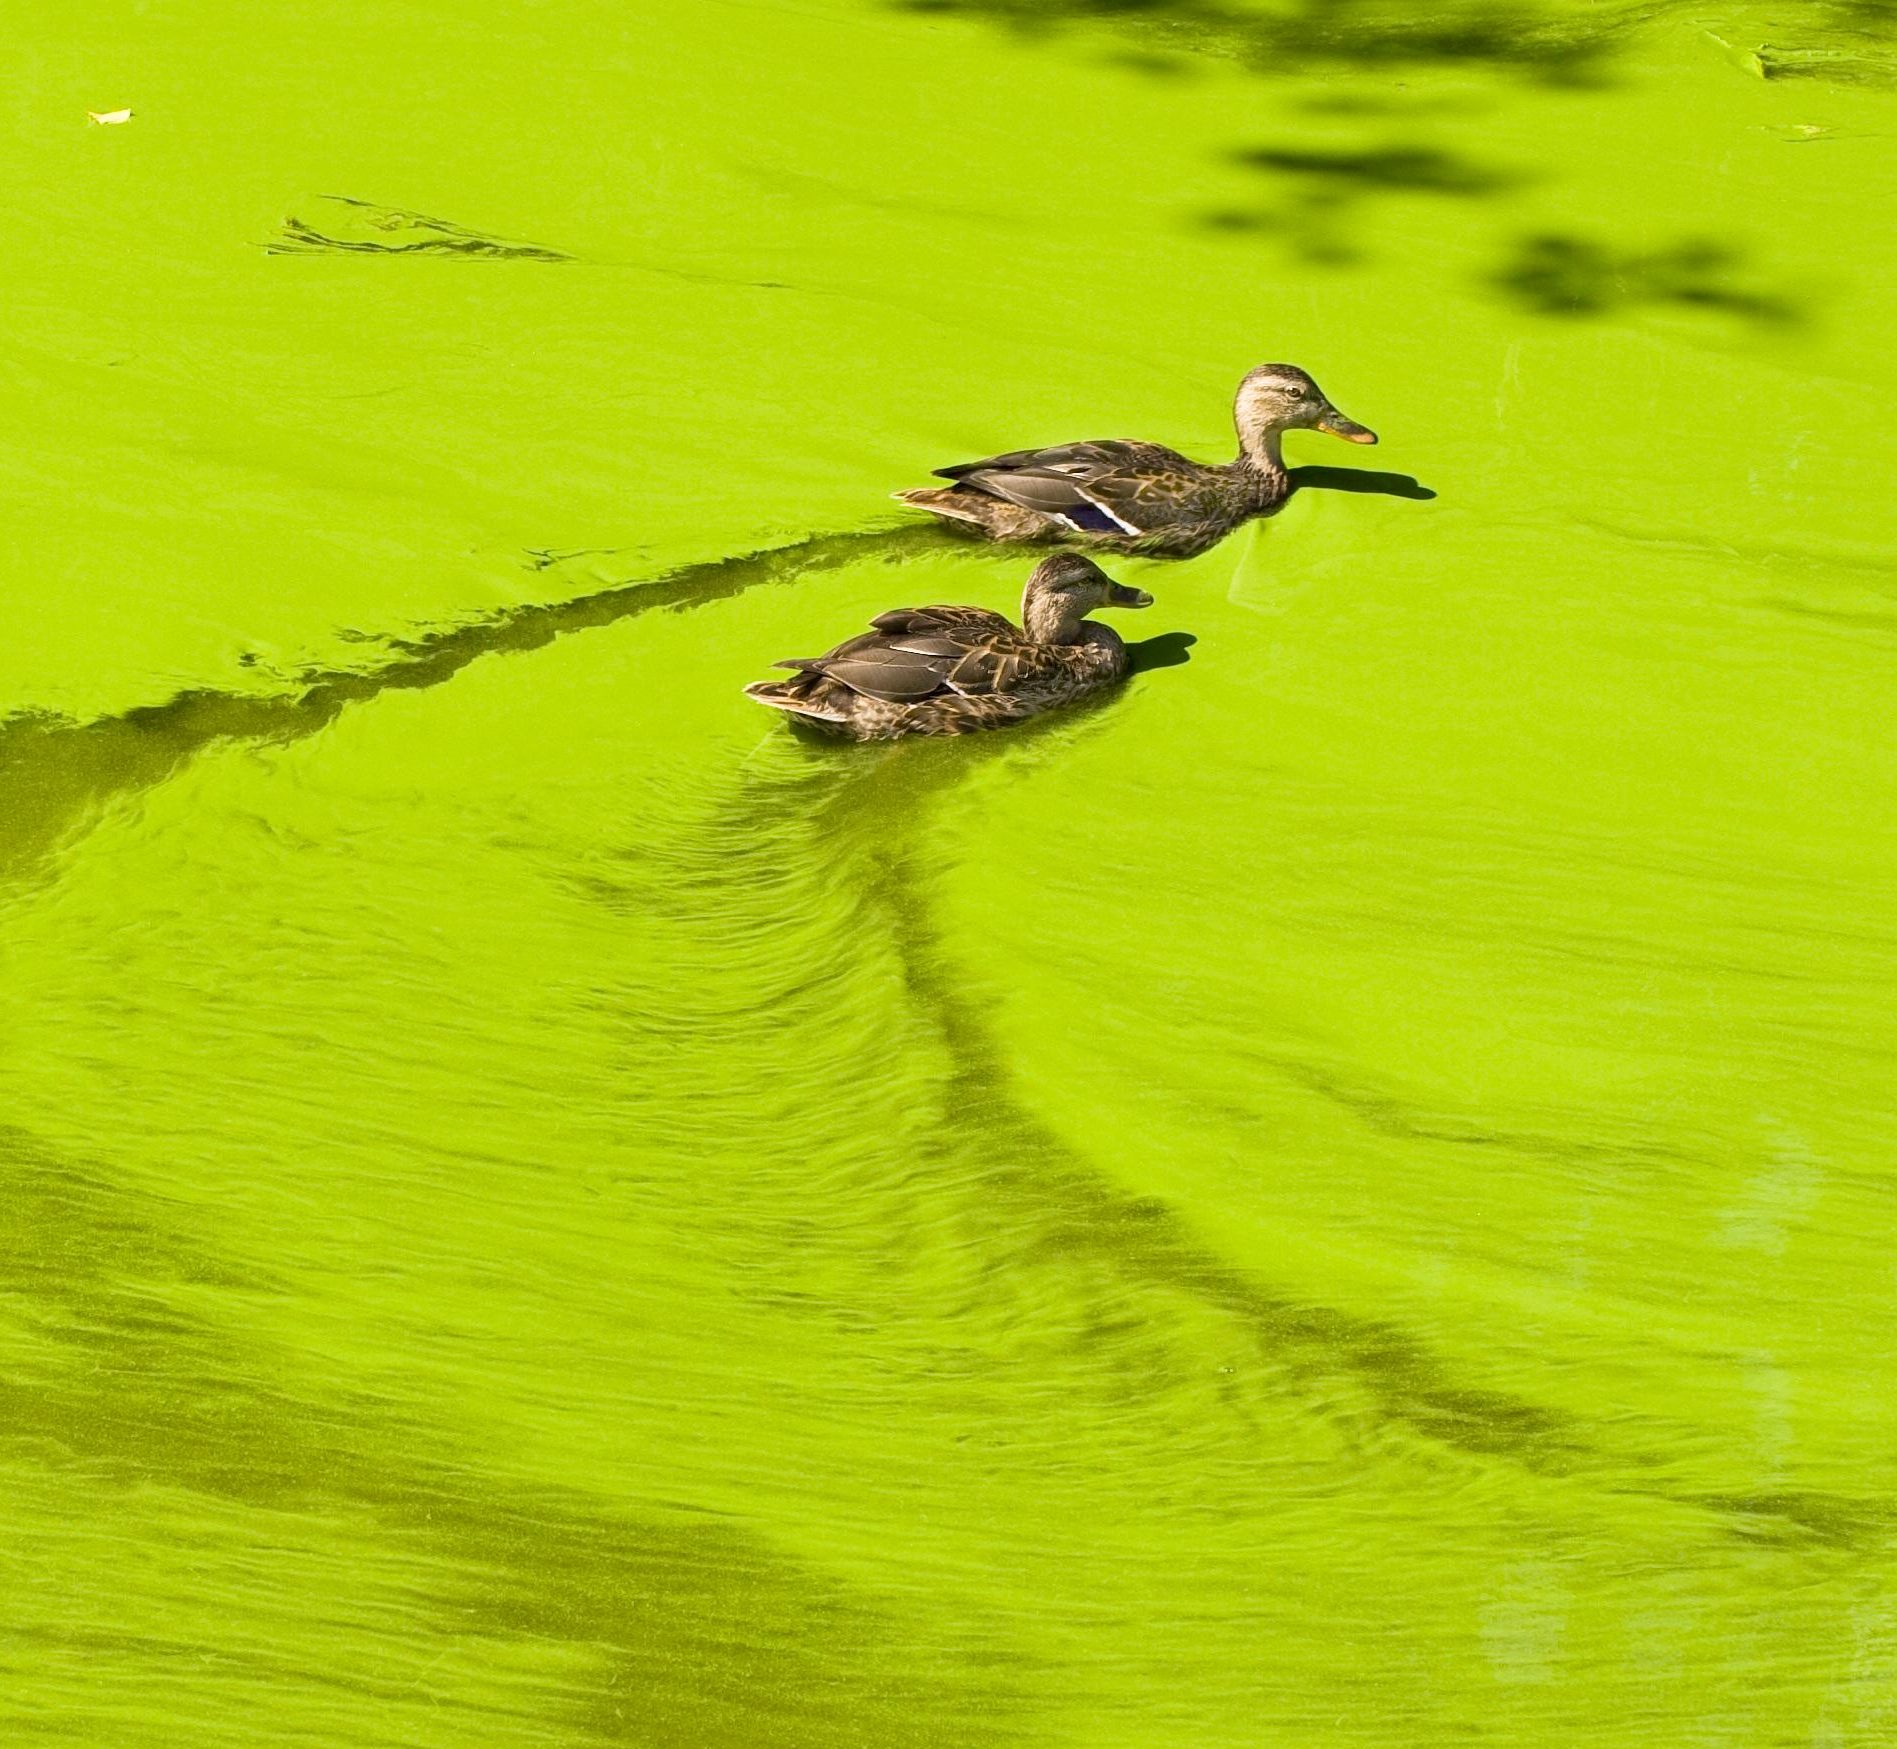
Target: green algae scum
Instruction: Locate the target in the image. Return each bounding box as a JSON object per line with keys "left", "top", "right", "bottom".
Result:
{"left": 6, "top": 2, "right": 1897, "bottom": 1743}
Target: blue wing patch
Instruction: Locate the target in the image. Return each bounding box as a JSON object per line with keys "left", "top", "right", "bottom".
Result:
{"left": 1056, "top": 500, "right": 1131, "bottom": 534}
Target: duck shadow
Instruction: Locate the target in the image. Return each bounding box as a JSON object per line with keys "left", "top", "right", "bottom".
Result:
{"left": 1127, "top": 629, "right": 1197, "bottom": 672}
{"left": 1289, "top": 464, "right": 1436, "bottom": 501}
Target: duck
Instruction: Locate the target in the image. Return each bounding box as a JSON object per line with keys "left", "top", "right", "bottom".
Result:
{"left": 895, "top": 363, "right": 1376, "bottom": 558}
{"left": 745, "top": 552, "right": 1153, "bottom": 740}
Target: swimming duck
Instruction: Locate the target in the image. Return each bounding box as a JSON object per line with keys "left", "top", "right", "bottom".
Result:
{"left": 745, "top": 552, "right": 1153, "bottom": 740}
{"left": 895, "top": 364, "right": 1376, "bottom": 558}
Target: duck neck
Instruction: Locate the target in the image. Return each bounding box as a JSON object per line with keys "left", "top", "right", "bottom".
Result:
{"left": 1022, "top": 592, "right": 1086, "bottom": 645}
{"left": 1235, "top": 425, "right": 1288, "bottom": 496}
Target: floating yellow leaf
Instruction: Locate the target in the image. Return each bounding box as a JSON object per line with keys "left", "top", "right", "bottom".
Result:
{"left": 86, "top": 108, "right": 134, "bottom": 125}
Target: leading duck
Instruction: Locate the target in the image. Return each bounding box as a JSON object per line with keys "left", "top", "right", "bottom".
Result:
{"left": 896, "top": 363, "right": 1375, "bottom": 558}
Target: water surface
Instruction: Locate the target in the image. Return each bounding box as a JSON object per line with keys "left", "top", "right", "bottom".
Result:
{"left": 5, "top": 2, "right": 1897, "bottom": 1743}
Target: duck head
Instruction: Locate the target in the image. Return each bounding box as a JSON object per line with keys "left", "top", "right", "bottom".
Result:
{"left": 1022, "top": 553, "right": 1153, "bottom": 643}
{"left": 1234, "top": 364, "right": 1376, "bottom": 466}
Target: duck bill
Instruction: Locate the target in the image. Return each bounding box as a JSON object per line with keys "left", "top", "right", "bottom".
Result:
{"left": 1108, "top": 584, "right": 1154, "bottom": 609}
{"left": 1316, "top": 407, "right": 1378, "bottom": 445}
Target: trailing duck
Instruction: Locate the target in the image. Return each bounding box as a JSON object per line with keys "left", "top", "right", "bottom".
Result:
{"left": 745, "top": 553, "right": 1152, "bottom": 740}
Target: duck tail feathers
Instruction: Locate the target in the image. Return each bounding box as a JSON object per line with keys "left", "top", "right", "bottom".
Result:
{"left": 744, "top": 678, "right": 849, "bottom": 721}
{"left": 894, "top": 486, "right": 990, "bottom": 526}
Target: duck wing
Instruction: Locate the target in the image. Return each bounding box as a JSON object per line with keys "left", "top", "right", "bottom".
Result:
{"left": 932, "top": 440, "right": 1203, "bottom": 536}
{"left": 869, "top": 604, "right": 1014, "bottom": 638}
{"left": 787, "top": 631, "right": 972, "bottom": 704}
{"left": 942, "top": 638, "right": 1060, "bottom": 697}
{"left": 933, "top": 439, "right": 1183, "bottom": 480}
{"left": 778, "top": 615, "right": 1064, "bottom": 706}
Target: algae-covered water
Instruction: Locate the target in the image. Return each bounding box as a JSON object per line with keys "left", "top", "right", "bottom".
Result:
{"left": 6, "top": 2, "right": 1897, "bottom": 1743}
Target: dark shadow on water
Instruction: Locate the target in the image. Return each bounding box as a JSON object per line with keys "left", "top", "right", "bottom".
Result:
{"left": 889, "top": 0, "right": 1623, "bottom": 86}
{"left": 1290, "top": 465, "right": 1436, "bottom": 502}
{"left": 0, "top": 524, "right": 951, "bottom": 886}
{"left": 897, "top": 0, "right": 1836, "bottom": 322}
{"left": 1099, "top": 47, "right": 1195, "bottom": 77}
{"left": 1230, "top": 142, "right": 1516, "bottom": 194}
{"left": 1200, "top": 138, "right": 1519, "bottom": 266}
{"left": 1490, "top": 233, "right": 1802, "bottom": 325}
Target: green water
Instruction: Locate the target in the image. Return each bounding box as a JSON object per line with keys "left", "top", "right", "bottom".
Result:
{"left": 6, "top": 1, "right": 1897, "bottom": 1742}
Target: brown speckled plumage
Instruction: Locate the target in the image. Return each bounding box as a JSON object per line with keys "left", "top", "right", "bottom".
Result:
{"left": 896, "top": 364, "right": 1376, "bottom": 558}
{"left": 744, "top": 553, "right": 1153, "bottom": 741}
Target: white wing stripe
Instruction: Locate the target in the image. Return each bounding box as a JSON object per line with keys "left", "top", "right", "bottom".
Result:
{"left": 1074, "top": 488, "right": 1141, "bottom": 535}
